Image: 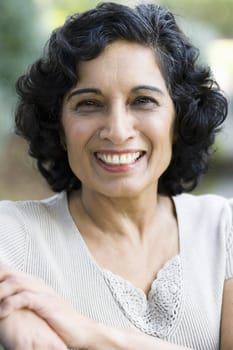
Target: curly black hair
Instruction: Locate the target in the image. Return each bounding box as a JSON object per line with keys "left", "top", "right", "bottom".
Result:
{"left": 15, "top": 2, "right": 228, "bottom": 195}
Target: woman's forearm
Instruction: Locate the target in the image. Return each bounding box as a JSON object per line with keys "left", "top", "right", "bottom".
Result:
{"left": 0, "top": 266, "right": 193, "bottom": 350}
{"left": 88, "top": 323, "right": 193, "bottom": 350}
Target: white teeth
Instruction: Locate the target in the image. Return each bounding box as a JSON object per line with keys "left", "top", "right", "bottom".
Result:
{"left": 96, "top": 152, "right": 142, "bottom": 165}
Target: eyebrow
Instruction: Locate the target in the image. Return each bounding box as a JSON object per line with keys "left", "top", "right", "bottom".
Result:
{"left": 67, "top": 87, "right": 103, "bottom": 101}
{"left": 131, "top": 85, "right": 164, "bottom": 95}
{"left": 67, "top": 84, "right": 164, "bottom": 101}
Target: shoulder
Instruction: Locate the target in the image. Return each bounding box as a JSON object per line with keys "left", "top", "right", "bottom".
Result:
{"left": 173, "top": 192, "right": 229, "bottom": 217}
{"left": 173, "top": 193, "right": 232, "bottom": 238}
{"left": 0, "top": 192, "right": 67, "bottom": 266}
{"left": 0, "top": 192, "right": 66, "bottom": 223}
{"left": 174, "top": 194, "right": 233, "bottom": 279}
{"left": 174, "top": 192, "right": 227, "bottom": 206}
{"left": 225, "top": 198, "right": 233, "bottom": 254}
{"left": 228, "top": 197, "right": 233, "bottom": 214}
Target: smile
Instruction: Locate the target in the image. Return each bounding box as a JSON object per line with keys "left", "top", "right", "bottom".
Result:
{"left": 95, "top": 151, "right": 144, "bottom": 165}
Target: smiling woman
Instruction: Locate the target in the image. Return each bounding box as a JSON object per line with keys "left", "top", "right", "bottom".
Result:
{"left": 0, "top": 2, "right": 232, "bottom": 350}
{"left": 61, "top": 41, "right": 175, "bottom": 197}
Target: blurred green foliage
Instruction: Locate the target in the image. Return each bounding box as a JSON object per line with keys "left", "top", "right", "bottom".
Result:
{"left": 1, "top": 0, "right": 232, "bottom": 92}
{"left": 0, "top": 0, "right": 41, "bottom": 87}
{"left": 49, "top": 0, "right": 233, "bottom": 36}
{"left": 0, "top": 0, "right": 232, "bottom": 199}
{"left": 0, "top": 0, "right": 43, "bottom": 143}
{"left": 160, "top": 0, "right": 233, "bottom": 36}
{"left": 51, "top": 0, "right": 100, "bottom": 13}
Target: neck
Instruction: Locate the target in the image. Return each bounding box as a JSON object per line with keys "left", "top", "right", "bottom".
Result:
{"left": 69, "top": 185, "right": 172, "bottom": 242}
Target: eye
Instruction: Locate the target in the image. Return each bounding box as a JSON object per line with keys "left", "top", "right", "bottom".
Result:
{"left": 74, "top": 99, "right": 103, "bottom": 113}
{"left": 132, "top": 96, "right": 159, "bottom": 109}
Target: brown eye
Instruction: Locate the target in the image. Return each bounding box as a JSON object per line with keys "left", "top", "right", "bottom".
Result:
{"left": 75, "top": 99, "right": 103, "bottom": 112}
{"left": 135, "top": 96, "right": 157, "bottom": 105}
{"left": 132, "top": 96, "right": 159, "bottom": 109}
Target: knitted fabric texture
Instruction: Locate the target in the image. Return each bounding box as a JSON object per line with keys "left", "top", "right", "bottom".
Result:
{"left": 103, "top": 255, "right": 182, "bottom": 337}
{"left": 0, "top": 192, "right": 232, "bottom": 350}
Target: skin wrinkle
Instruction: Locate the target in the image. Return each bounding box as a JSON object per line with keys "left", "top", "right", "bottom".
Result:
{"left": 61, "top": 41, "right": 179, "bottom": 298}
{"left": 62, "top": 41, "right": 175, "bottom": 202}
{"left": 2, "top": 3, "right": 229, "bottom": 349}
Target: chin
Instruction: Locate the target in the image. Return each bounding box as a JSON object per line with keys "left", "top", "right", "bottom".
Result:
{"left": 96, "top": 182, "right": 149, "bottom": 199}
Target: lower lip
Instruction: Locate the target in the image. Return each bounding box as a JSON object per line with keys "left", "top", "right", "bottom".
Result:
{"left": 95, "top": 155, "right": 144, "bottom": 173}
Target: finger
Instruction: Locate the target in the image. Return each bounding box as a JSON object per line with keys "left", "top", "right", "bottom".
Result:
{"left": 0, "top": 290, "right": 62, "bottom": 321}
{"left": 0, "top": 291, "right": 42, "bottom": 318}
{"left": 0, "top": 268, "right": 55, "bottom": 300}
{"left": 0, "top": 289, "right": 88, "bottom": 348}
{"left": 15, "top": 339, "right": 68, "bottom": 350}
{"left": 0, "top": 264, "right": 19, "bottom": 281}
{"left": 0, "top": 264, "right": 43, "bottom": 286}
{"left": 0, "top": 279, "right": 30, "bottom": 302}
{"left": 0, "top": 308, "right": 69, "bottom": 350}
{"left": 0, "top": 265, "right": 33, "bottom": 286}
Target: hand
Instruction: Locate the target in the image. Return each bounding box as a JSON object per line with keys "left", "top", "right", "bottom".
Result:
{"left": 0, "top": 309, "right": 67, "bottom": 350}
{"left": 0, "top": 266, "right": 193, "bottom": 350}
{"left": 0, "top": 265, "right": 94, "bottom": 349}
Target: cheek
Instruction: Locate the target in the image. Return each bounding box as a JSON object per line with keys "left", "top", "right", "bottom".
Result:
{"left": 159, "top": 115, "right": 175, "bottom": 143}
{"left": 143, "top": 119, "right": 175, "bottom": 145}
{"left": 63, "top": 122, "right": 98, "bottom": 173}
{"left": 63, "top": 121, "right": 90, "bottom": 148}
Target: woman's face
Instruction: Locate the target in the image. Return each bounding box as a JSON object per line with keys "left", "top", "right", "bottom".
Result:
{"left": 62, "top": 41, "right": 175, "bottom": 197}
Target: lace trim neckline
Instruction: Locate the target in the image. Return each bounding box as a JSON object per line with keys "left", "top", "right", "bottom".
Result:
{"left": 61, "top": 191, "right": 184, "bottom": 336}
{"left": 102, "top": 254, "right": 183, "bottom": 337}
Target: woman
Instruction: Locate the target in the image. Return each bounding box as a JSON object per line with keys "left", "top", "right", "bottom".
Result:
{"left": 0, "top": 2, "right": 232, "bottom": 349}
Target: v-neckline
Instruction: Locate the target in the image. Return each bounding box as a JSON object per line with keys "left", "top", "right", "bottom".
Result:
{"left": 101, "top": 254, "right": 182, "bottom": 338}
{"left": 102, "top": 253, "right": 181, "bottom": 300}
{"left": 62, "top": 191, "right": 185, "bottom": 336}
{"left": 62, "top": 191, "right": 184, "bottom": 296}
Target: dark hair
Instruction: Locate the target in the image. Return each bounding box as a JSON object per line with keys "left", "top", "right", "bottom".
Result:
{"left": 15, "top": 2, "right": 228, "bottom": 195}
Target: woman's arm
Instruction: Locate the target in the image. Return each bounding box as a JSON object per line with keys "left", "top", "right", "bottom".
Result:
{"left": 90, "top": 324, "right": 192, "bottom": 350}
{"left": 220, "top": 279, "right": 233, "bottom": 350}
{"left": 0, "top": 309, "right": 67, "bottom": 350}
{"left": 0, "top": 265, "right": 192, "bottom": 350}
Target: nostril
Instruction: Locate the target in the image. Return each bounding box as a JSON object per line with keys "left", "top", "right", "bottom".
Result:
{"left": 99, "top": 117, "right": 136, "bottom": 143}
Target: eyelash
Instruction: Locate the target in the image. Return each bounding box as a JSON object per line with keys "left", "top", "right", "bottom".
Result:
{"left": 133, "top": 96, "right": 158, "bottom": 106}
{"left": 73, "top": 95, "right": 159, "bottom": 113}
{"left": 75, "top": 99, "right": 103, "bottom": 111}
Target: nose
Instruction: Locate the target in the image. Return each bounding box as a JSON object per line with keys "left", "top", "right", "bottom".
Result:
{"left": 99, "top": 104, "right": 136, "bottom": 144}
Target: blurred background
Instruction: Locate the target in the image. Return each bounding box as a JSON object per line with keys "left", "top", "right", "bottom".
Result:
{"left": 0, "top": 0, "right": 232, "bottom": 200}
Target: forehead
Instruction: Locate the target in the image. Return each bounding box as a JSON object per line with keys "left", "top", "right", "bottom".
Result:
{"left": 76, "top": 41, "right": 167, "bottom": 91}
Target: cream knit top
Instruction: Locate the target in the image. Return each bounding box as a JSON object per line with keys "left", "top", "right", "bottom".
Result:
{"left": 0, "top": 192, "right": 232, "bottom": 350}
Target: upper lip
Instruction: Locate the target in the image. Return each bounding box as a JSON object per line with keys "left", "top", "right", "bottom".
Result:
{"left": 95, "top": 150, "right": 145, "bottom": 165}
{"left": 94, "top": 149, "right": 145, "bottom": 155}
